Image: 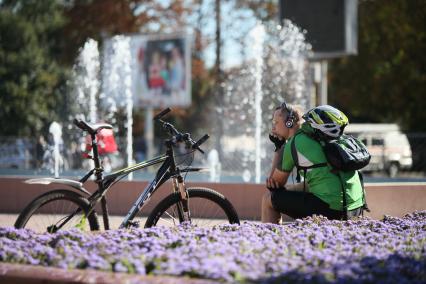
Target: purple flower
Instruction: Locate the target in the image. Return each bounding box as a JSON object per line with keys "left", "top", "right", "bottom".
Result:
{"left": 0, "top": 211, "right": 425, "bottom": 282}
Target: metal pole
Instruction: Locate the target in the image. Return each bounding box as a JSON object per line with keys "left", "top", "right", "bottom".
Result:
{"left": 320, "top": 60, "right": 328, "bottom": 105}
{"left": 145, "top": 107, "right": 154, "bottom": 166}
{"left": 313, "top": 62, "right": 321, "bottom": 106}
{"left": 251, "top": 24, "right": 265, "bottom": 184}
{"left": 126, "top": 94, "right": 133, "bottom": 180}
{"left": 122, "top": 36, "right": 133, "bottom": 181}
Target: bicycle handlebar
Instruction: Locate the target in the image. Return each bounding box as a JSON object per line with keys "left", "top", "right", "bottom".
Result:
{"left": 153, "top": 107, "right": 171, "bottom": 121}
{"left": 154, "top": 108, "right": 209, "bottom": 154}
{"left": 193, "top": 134, "right": 210, "bottom": 150}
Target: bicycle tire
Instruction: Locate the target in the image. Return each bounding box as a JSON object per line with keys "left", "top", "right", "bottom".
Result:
{"left": 145, "top": 187, "right": 240, "bottom": 228}
{"left": 14, "top": 189, "right": 99, "bottom": 233}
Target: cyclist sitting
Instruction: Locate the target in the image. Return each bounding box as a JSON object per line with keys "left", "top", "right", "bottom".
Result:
{"left": 262, "top": 103, "right": 365, "bottom": 223}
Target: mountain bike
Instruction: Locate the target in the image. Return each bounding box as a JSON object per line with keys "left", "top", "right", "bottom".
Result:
{"left": 15, "top": 108, "right": 240, "bottom": 233}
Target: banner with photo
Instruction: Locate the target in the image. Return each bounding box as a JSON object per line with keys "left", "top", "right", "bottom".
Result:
{"left": 130, "top": 33, "right": 191, "bottom": 108}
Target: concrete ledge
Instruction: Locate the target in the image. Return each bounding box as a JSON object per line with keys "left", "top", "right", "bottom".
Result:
{"left": 0, "top": 177, "right": 425, "bottom": 220}
{"left": 0, "top": 263, "right": 215, "bottom": 284}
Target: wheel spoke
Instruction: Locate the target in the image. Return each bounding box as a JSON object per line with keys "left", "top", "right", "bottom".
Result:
{"left": 160, "top": 210, "right": 179, "bottom": 226}
{"left": 145, "top": 188, "right": 239, "bottom": 228}
{"left": 15, "top": 191, "right": 98, "bottom": 233}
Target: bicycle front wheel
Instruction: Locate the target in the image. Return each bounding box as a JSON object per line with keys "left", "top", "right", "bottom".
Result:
{"left": 14, "top": 189, "right": 99, "bottom": 233}
{"left": 145, "top": 187, "right": 240, "bottom": 228}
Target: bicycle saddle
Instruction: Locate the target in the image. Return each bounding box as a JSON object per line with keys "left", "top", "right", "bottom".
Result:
{"left": 73, "top": 119, "right": 113, "bottom": 135}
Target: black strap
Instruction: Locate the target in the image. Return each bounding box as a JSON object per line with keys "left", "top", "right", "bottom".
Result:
{"left": 337, "top": 172, "right": 348, "bottom": 220}
{"left": 358, "top": 171, "right": 370, "bottom": 214}
{"left": 290, "top": 134, "right": 327, "bottom": 190}
{"left": 290, "top": 137, "right": 301, "bottom": 183}
{"left": 337, "top": 171, "right": 371, "bottom": 220}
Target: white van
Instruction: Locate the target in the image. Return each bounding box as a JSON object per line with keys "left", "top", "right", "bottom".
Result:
{"left": 345, "top": 123, "right": 412, "bottom": 177}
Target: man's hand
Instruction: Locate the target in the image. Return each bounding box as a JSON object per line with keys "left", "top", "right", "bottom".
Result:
{"left": 269, "top": 134, "right": 286, "bottom": 152}
{"left": 266, "top": 177, "right": 285, "bottom": 192}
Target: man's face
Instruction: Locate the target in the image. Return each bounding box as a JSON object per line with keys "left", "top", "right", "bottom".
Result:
{"left": 271, "top": 109, "right": 288, "bottom": 139}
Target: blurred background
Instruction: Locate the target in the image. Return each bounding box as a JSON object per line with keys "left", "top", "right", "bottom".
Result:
{"left": 0, "top": 0, "right": 425, "bottom": 183}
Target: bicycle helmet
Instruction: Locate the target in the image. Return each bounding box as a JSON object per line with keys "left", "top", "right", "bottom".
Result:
{"left": 303, "top": 105, "right": 348, "bottom": 138}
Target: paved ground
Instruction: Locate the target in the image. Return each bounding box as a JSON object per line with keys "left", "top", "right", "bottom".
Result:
{"left": 0, "top": 214, "right": 235, "bottom": 230}
{"left": 0, "top": 214, "right": 133, "bottom": 229}
{"left": 0, "top": 214, "right": 17, "bottom": 228}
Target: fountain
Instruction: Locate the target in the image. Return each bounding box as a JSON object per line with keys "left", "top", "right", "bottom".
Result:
{"left": 65, "top": 20, "right": 310, "bottom": 183}
{"left": 207, "top": 149, "right": 221, "bottom": 182}
{"left": 47, "top": 121, "right": 63, "bottom": 178}
{"left": 220, "top": 20, "right": 312, "bottom": 183}
{"left": 251, "top": 23, "right": 266, "bottom": 184}
{"left": 69, "top": 37, "right": 133, "bottom": 177}
{"left": 43, "top": 39, "right": 100, "bottom": 176}
{"left": 72, "top": 39, "right": 100, "bottom": 123}
{"left": 102, "top": 36, "right": 134, "bottom": 179}
{"left": 69, "top": 39, "right": 102, "bottom": 174}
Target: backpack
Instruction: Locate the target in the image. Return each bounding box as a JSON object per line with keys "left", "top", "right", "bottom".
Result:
{"left": 290, "top": 132, "right": 371, "bottom": 174}
{"left": 290, "top": 131, "right": 371, "bottom": 219}
{"left": 320, "top": 134, "right": 371, "bottom": 171}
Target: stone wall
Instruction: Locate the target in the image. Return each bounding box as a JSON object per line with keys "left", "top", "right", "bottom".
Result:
{"left": 1, "top": 177, "right": 425, "bottom": 220}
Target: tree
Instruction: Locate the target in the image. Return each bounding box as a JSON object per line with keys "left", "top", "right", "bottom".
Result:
{"left": 0, "top": 0, "right": 69, "bottom": 136}
{"left": 234, "top": 0, "right": 278, "bottom": 23}
{"left": 0, "top": 0, "right": 217, "bottom": 138}
{"left": 329, "top": 0, "right": 426, "bottom": 132}
{"left": 60, "top": 0, "right": 193, "bottom": 64}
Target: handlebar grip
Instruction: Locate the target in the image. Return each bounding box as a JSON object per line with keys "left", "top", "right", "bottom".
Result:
{"left": 153, "top": 108, "right": 171, "bottom": 121}
{"left": 193, "top": 134, "right": 210, "bottom": 149}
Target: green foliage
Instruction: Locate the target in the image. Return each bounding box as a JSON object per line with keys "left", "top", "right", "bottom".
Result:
{"left": 329, "top": 0, "right": 426, "bottom": 132}
{"left": 62, "top": 0, "right": 212, "bottom": 139}
{"left": 0, "top": 0, "right": 218, "bottom": 140}
{"left": 0, "top": 0, "right": 70, "bottom": 136}
{"left": 4, "top": 0, "right": 423, "bottom": 138}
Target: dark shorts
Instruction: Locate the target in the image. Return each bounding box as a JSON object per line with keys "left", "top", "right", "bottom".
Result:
{"left": 270, "top": 189, "right": 363, "bottom": 220}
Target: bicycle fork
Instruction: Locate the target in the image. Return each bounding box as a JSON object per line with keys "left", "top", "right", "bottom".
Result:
{"left": 172, "top": 176, "right": 191, "bottom": 223}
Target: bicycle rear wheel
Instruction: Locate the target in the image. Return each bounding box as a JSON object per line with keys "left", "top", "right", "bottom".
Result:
{"left": 15, "top": 189, "right": 99, "bottom": 233}
{"left": 145, "top": 187, "right": 240, "bottom": 228}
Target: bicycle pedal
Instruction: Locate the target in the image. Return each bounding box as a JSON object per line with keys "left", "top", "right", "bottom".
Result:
{"left": 128, "top": 220, "right": 140, "bottom": 228}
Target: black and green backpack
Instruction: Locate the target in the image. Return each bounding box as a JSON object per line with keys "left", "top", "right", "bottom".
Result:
{"left": 290, "top": 131, "right": 371, "bottom": 219}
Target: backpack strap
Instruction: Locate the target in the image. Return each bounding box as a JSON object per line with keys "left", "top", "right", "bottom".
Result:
{"left": 358, "top": 171, "right": 371, "bottom": 215}
{"left": 336, "top": 169, "right": 372, "bottom": 220}
{"left": 290, "top": 137, "right": 302, "bottom": 183}
{"left": 337, "top": 172, "right": 348, "bottom": 220}
{"left": 290, "top": 133, "right": 327, "bottom": 191}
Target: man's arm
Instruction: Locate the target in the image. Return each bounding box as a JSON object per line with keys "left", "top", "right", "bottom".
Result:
{"left": 267, "top": 145, "right": 290, "bottom": 189}
{"left": 269, "top": 147, "right": 284, "bottom": 177}
{"left": 267, "top": 168, "right": 307, "bottom": 191}
{"left": 269, "top": 168, "right": 291, "bottom": 188}
{"left": 267, "top": 141, "right": 307, "bottom": 191}
{"left": 267, "top": 146, "right": 287, "bottom": 189}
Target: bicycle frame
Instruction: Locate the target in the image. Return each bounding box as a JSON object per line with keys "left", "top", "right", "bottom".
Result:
{"left": 36, "top": 110, "right": 211, "bottom": 232}
{"left": 78, "top": 141, "right": 201, "bottom": 230}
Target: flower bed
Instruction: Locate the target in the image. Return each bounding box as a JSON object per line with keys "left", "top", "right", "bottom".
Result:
{"left": 1, "top": 212, "right": 425, "bottom": 283}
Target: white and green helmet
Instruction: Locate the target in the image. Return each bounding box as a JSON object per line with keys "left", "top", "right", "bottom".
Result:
{"left": 303, "top": 105, "right": 349, "bottom": 138}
